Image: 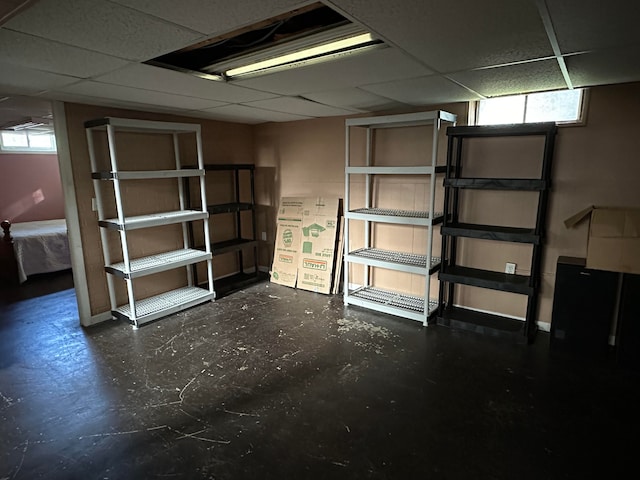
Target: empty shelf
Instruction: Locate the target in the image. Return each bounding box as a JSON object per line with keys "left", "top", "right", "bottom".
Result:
{"left": 347, "top": 208, "right": 443, "bottom": 226}
{"left": 113, "top": 286, "right": 214, "bottom": 326}
{"left": 346, "top": 166, "right": 446, "bottom": 175}
{"left": 99, "top": 210, "right": 208, "bottom": 230}
{"left": 439, "top": 265, "right": 533, "bottom": 295}
{"left": 447, "top": 123, "right": 557, "bottom": 137}
{"left": 105, "top": 248, "right": 211, "bottom": 279}
{"left": 211, "top": 238, "right": 258, "bottom": 255}
{"left": 84, "top": 117, "right": 200, "bottom": 134}
{"left": 346, "top": 110, "right": 456, "bottom": 128}
{"left": 443, "top": 178, "right": 547, "bottom": 191}
{"left": 347, "top": 286, "right": 438, "bottom": 323}
{"left": 438, "top": 306, "right": 529, "bottom": 343}
{"left": 346, "top": 248, "right": 440, "bottom": 275}
{"left": 92, "top": 169, "right": 204, "bottom": 180}
{"left": 441, "top": 223, "right": 540, "bottom": 244}
{"left": 208, "top": 203, "right": 254, "bottom": 215}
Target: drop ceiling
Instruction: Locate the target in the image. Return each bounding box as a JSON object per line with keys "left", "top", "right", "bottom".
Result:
{"left": 0, "top": 0, "right": 639, "bottom": 125}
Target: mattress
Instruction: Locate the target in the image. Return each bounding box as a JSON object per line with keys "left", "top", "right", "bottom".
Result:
{"left": 11, "top": 219, "right": 71, "bottom": 283}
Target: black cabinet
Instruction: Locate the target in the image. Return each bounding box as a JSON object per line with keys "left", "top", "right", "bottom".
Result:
{"left": 617, "top": 273, "right": 640, "bottom": 371}
{"left": 550, "top": 256, "right": 618, "bottom": 357}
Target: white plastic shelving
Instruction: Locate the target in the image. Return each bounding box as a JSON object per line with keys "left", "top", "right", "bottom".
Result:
{"left": 86, "top": 117, "right": 215, "bottom": 327}
{"left": 343, "top": 110, "right": 456, "bottom": 325}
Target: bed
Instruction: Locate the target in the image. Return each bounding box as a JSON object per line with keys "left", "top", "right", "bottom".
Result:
{"left": 1, "top": 219, "right": 71, "bottom": 284}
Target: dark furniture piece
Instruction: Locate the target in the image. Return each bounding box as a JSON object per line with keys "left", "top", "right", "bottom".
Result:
{"left": 438, "top": 123, "right": 557, "bottom": 343}
{"left": 550, "top": 256, "right": 619, "bottom": 357}
{"left": 617, "top": 273, "right": 640, "bottom": 370}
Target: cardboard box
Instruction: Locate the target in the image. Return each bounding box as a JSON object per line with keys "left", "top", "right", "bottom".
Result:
{"left": 564, "top": 206, "right": 640, "bottom": 274}
{"left": 271, "top": 196, "right": 341, "bottom": 294}
{"left": 297, "top": 197, "right": 340, "bottom": 294}
{"left": 270, "top": 197, "right": 305, "bottom": 288}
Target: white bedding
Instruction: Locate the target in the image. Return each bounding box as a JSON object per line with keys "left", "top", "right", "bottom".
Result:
{"left": 11, "top": 219, "right": 71, "bottom": 283}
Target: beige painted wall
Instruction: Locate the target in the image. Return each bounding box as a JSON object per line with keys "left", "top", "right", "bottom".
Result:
{"left": 66, "top": 81, "right": 640, "bottom": 327}
{"left": 252, "top": 82, "right": 640, "bottom": 328}
{"left": 64, "top": 103, "right": 254, "bottom": 316}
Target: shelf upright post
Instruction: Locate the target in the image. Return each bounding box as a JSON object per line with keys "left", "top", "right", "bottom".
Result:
{"left": 423, "top": 116, "right": 441, "bottom": 325}
{"left": 194, "top": 127, "right": 215, "bottom": 298}
{"left": 250, "top": 167, "right": 258, "bottom": 276}
{"left": 174, "top": 133, "right": 193, "bottom": 287}
{"left": 105, "top": 123, "right": 137, "bottom": 323}
{"left": 343, "top": 122, "right": 351, "bottom": 306}
{"left": 363, "top": 127, "right": 373, "bottom": 288}
{"left": 86, "top": 127, "right": 118, "bottom": 315}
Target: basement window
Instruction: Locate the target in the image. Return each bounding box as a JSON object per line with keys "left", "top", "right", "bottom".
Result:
{"left": 476, "top": 89, "right": 586, "bottom": 126}
{"left": 0, "top": 130, "right": 57, "bottom": 153}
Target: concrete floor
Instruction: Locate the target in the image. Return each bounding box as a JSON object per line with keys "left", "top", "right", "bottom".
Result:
{"left": 1, "top": 271, "right": 639, "bottom": 479}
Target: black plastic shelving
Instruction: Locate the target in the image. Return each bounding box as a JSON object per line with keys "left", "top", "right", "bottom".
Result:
{"left": 438, "top": 122, "right": 557, "bottom": 343}
{"left": 187, "top": 164, "right": 260, "bottom": 296}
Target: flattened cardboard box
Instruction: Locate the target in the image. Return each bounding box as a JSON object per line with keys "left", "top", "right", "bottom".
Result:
{"left": 297, "top": 197, "right": 340, "bottom": 294}
{"left": 564, "top": 206, "right": 640, "bottom": 274}
{"left": 271, "top": 197, "right": 305, "bottom": 288}
{"left": 271, "top": 197, "right": 340, "bottom": 294}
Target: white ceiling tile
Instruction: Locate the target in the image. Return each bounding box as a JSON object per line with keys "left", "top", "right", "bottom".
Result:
{"left": 0, "top": 95, "right": 52, "bottom": 126}
{"left": 333, "top": 0, "right": 553, "bottom": 72}
{"left": 111, "top": 0, "right": 308, "bottom": 35}
{"left": 94, "top": 63, "right": 277, "bottom": 103}
{"left": 449, "top": 59, "right": 567, "bottom": 97}
{"left": 234, "top": 47, "right": 432, "bottom": 95}
{"left": 4, "top": 0, "right": 203, "bottom": 61}
{"left": 194, "top": 104, "right": 311, "bottom": 124}
{"left": 566, "top": 47, "right": 640, "bottom": 88}
{"left": 545, "top": 0, "right": 640, "bottom": 54}
{"left": 303, "top": 88, "right": 410, "bottom": 112}
{"left": 0, "top": 29, "right": 130, "bottom": 78}
{"left": 57, "top": 81, "right": 227, "bottom": 111}
{"left": 362, "top": 75, "right": 481, "bottom": 106}
{"left": 244, "top": 97, "right": 356, "bottom": 117}
{"left": 0, "top": 61, "right": 80, "bottom": 95}
{"left": 43, "top": 90, "right": 191, "bottom": 115}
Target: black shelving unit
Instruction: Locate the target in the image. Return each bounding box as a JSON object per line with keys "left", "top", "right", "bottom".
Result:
{"left": 438, "top": 122, "right": 557, "bottom": 343}
{"left": 187, "top": 164, "right": 260, "bottom": 296}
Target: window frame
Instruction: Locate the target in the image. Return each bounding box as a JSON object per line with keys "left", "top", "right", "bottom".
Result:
{"left": 474, "top": 88, "right": 589, "bottom": 128}
{"left": 0, "top": 129, "right": 58, "bottom": 154}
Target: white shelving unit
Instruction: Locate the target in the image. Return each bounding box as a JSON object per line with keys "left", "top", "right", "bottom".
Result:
{"left": 86, "top": 117, "right": 215, "bottom": 328}
{"left": 343, "top": 110, "right": 456, "bottom": 325}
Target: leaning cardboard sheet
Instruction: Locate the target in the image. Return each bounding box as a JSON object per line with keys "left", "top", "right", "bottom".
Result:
{"left": 271, "top": 196, "right": 341, "bottom": 294}
{"left": 564, "top": 206, "right": 640, "bottom": 274}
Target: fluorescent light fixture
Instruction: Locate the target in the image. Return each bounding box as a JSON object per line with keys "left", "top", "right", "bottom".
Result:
{"left": 225, "top": 32, "right": 379, "bottom": 78}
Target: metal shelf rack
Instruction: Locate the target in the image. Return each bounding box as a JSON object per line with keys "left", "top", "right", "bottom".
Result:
{"left": 86, "top": 117, "right": 215, "bottom": 328}
{"left": 438, "top": 122, "right": 557, "bottom": 343}
{"left": 343, "top": 110, "right": 457, "bottom": 325}
{"left": 187, "top": 164, "right": 260, "bottom": 296}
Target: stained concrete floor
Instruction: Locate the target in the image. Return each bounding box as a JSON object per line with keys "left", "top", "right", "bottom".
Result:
{"left": 1, "top": 272, "right": 639, "bottom": 480}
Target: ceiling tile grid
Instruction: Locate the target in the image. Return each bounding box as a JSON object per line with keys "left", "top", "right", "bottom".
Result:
{"left": 449, "top": 59, "right": 567, "bottom": 97}
{"left": 0, "top": 28, "right": 131, "bottom": 78}
{"left": 331, "top": 0, "right": 554, "bottom": 73}
{"left": 111, "top": 0, "right": 310, "bottom": 36}
{"left": 3, "top": 0, "right": 205, "bottom": 61}
{"left": 234, "top": 47, "right": 433, "bottom": 96}
{"left": 56, "top": 81, "right": 228, "bottom": 111}
{"left": 362, "top": 75, "right": 482, "bottom": 106}
{"left": 93, "top": 63, "right": 279, "bottom": 103}
{"left": 1, "top": 0, "right": 640, "bottom": 124}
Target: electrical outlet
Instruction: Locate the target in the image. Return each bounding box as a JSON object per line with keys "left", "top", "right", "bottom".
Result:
{"left": 261, "top": 231, "right": 267, "bottom": 241}
{"left": 505, "top": 262, "right": 516, "bottom": 274}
